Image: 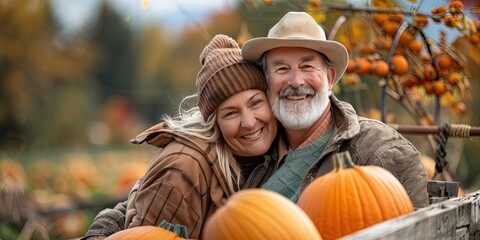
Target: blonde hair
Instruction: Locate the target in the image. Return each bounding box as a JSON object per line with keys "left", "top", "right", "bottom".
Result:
{"left": 162, "top": 94, "right": 242, "bottom": 193}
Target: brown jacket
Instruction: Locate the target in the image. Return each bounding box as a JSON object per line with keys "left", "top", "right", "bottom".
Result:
{"left": 81, "top": 123, "right": 276, "bottom": 240}
{"left": 124, "top": 123, "right": 230, "bottom": 239}
{"left": 125, "top": 123, "right": 276, "bottom": 239}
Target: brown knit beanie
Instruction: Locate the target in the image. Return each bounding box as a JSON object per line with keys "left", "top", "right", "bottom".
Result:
{"left": 196, "top": 34, "right": 267, "bottom": 121}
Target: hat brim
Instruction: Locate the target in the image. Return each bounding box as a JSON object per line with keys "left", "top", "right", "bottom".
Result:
{"left": 242, "top": 37, "right": 349, "bottom": 85}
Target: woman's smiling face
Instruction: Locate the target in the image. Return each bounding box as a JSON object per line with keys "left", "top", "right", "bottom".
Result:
{"left": 216, "top": 89, "right": 278, "bottom": 157}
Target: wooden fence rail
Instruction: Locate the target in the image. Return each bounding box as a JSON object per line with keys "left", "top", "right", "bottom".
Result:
{"left": 341, "top": 190, "right": 480, "bottom": 239}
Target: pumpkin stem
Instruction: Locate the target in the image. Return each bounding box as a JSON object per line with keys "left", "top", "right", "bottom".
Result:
{"left": 158, "top": 220, "right": 189, "bottom": 238}
{"left": 332, "top": 151, "right": 355, "bottom": 171}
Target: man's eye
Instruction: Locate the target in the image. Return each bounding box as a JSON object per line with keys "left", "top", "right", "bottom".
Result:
{"left": 301, "top": 65, "right": 315, "bottom": 70}
{"left": 274, "top": 67, "right": 288, "bottom": 73}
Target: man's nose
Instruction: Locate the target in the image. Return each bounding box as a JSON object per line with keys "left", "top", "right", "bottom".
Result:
{"left": 288, "top": 69, "right": 305, "bottom": 88}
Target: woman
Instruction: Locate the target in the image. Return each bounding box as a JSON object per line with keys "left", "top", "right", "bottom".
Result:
{"left": 82, "top": 34, "right": 278, "bottom": 239}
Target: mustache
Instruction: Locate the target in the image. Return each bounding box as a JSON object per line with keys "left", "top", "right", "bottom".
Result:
{"left": 279, "top": 86, "right": 315, "bottom": 98}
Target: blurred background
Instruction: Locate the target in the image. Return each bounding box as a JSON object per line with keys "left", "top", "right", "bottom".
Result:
{"left": 0, "top": 0, "right": 479, "bottom": 239}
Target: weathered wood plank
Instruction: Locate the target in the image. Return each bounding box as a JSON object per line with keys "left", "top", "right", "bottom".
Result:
{"left": 456, "top": 227, "right": 468, "bottom": 240}
{"left": 444, "top": 192, "right": 480, "bottom": 229}
{"left": 341, "top": 203, "right": 457, "bottom": 239}
{"left": 341, "top": 191, "right": 480, "bottom": 240}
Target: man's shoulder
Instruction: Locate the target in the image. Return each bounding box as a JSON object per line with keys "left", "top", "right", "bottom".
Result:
{"left": 357, "top": 116, "right": 402, "bottom": 137}
{"left": 345, "top": 116, "right": 413, "bottom": 152}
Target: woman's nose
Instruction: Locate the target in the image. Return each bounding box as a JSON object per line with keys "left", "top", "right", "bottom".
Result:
{"left": 240, "top": 110, "right": 256, "bottom": 129}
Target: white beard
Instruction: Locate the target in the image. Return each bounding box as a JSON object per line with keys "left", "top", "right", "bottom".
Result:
{"left": 269, "top": 84, "right": 330, "bottom": 130}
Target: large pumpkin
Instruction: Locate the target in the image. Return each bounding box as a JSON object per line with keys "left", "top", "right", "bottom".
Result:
{"left": 297, "top": 151, "right": 414, "bottom": 240}
{"left": 104, "top": 226, "right": 186, "bottom": 240}
{"left": 203, "top": 189, "right": 322, "bottom": 240}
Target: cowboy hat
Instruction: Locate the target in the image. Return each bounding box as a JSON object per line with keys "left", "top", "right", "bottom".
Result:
{"left": 241, "top": 11, "right": 349, "bottom": 85}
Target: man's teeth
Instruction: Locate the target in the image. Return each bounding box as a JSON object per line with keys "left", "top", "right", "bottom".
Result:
{"left": 243, "top": 128, "right": 262, "bottom": 139}
{"left": 286, "top": 95, "right": 307, "bottom": 100}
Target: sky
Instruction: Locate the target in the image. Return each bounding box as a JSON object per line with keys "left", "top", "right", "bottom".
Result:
{"left": 48, "top": 0, "right": 476, "bottom": 44}
{"left": 49, "top": 0, "right": 239, "bottom": 37}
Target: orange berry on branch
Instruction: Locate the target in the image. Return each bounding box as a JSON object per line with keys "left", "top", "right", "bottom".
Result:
{"left": 432, "top": 80, "right": 448, "bottom": 96}
{"left": 391, "top": 13, "right": 405, "bottom": 23}
{"left": 412, "top": 68, "right": 425, "bottom": 81}
{"left": 345, "top": 58, "right": 356, "bottom": 73}
{"left": 449, "top": 0, "right": 464, "bottom": 13}
{"left": 359, "top": 43, "right": 377, "bottom": 55}
{"left": 408, "top": 40, "right": 424, "bottom": 54}
{"left": 400, "top": 74, "right": 419, "bottom": 88}
{"left": 262, "top": 0, "right": 272, "bottom": 5}
{"left": 449, "top": 101, "right": 467, "bottom": 116}
{"left": 414, "top": 15, "right": 429, "bottom": 28}
{"left": 354, "top": 58, "right": 372, "bottom": 75}
{"left": 373, "top": 12, "right": 389, "bottom": 26}
{"left": 443, "top": 15, "right": 457, "bottom": 28}
{"left": 394, "top": 49, "right": 407, "bottom": 56}
{"left": 431, "top": 5, "right": 447, "bottom": 15}
{"left": 438, "top": 69, "right": 450, "bottom": 78}
{"left": 390, "top": 55, "right": 409, "bottom": 75}
{"left": 420, "top": 52, "right": 432, "bottom": 62}
{"left": 371, "top": 60, "right": 390, "bottom": 77}
{"left": 382, "top": 20, "right": 400, "bottom": 37}
{"left": 346, "top": 59, "right": 356, "bottom": 73}
{"left": 398, "top": 30, "right": 415, "bottom": 46}
{"left": 469, "top": 34, "right": 480, "bottom": 44}
{"left": 435, "top": 54, "right": 453, "bottom": 69}
{"left": 452, "top": 60, "right": 463, "bottom": 70}
{"left": 420, "top": 114, "right": 435, "bottom": 125}
{"left": 310, "top": 0, "right": 321, "bottom": 8}
{"left": 344, "top": 74, "right": 361, "bottom": 85}
{"left": 447, "top": 71, "right": 462, "bottom": 85}
{"left": 374, "top": 36, "right": 392, "bottom": 50}
{"left": 423, "top": 81, "right": 434, "bottom": 95}
{"left": 424, "top": 64, "right": 438, "bottom": 81}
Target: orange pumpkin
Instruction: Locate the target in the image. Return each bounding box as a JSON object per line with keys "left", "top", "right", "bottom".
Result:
{"left": 421, "top": 155, "right": 436, "bottom": 179}
{"left": 297, "top": 151, "right": 414, "bottom": 240}
{"left": 105, "top": 226, "right": 186, "bottom": 240}
{"left": 203, "top": 189, "right": 322, "bottom": 240}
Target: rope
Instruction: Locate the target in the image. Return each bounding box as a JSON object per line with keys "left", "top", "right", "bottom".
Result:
{"left": 449, "top": 124, "right": 471, "bottom": 138}
{"left": 434, "top": 123, "right": 450, "bottom": 173}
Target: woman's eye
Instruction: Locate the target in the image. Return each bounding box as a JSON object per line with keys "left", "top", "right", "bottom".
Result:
{"left": 223, "top": 111, "right": 236, "bottom": 118}
{"left": 251, "top": 99, "right": 262, "bottom": 107}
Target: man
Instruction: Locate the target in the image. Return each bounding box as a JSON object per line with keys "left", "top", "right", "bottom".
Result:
{"left": 241, "top": 11, "right": 428, "bottom": 207}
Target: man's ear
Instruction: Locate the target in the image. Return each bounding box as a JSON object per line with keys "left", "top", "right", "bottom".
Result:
{"left": 328, "top": 66, "right": 337, "bottom": 90}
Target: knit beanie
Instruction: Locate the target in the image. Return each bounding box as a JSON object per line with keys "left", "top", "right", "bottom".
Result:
{"left": 196, "top": 34, "right": 267, "bottom": 121}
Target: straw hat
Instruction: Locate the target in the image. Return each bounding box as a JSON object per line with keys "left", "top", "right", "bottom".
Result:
{"left": 242, "top": 11, "right": 349, "bottom": 85}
